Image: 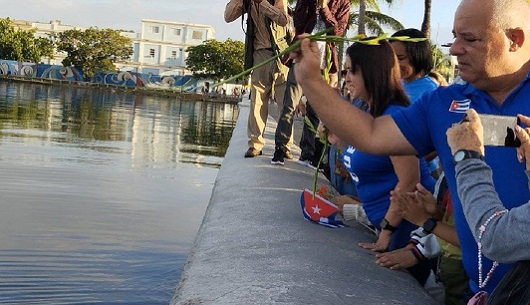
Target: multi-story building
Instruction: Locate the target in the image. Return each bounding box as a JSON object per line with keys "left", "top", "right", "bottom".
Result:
{"left": 116, "top": 19, "right": 215, "bottom": 76}
{"left": 10, "top": 18, "right": 214, "bottom": 76}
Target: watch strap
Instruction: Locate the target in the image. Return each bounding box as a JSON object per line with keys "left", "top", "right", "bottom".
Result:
{"left": 453, "top": 149, "right": 484, "bottom": 164}
{"left": 380, "top": 218, "right": 397, "bottom": 232}
{"left": 422, "top": 217, "right": 438, "bottom": 234}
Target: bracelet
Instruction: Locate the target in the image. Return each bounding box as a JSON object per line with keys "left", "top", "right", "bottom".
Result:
{"left": 410, "top": 247, "right": 425, "bottom": 262}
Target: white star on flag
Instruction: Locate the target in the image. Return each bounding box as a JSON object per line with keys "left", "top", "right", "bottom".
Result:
{"left": 312, "top": 205, "right": 321, "bottom": 215}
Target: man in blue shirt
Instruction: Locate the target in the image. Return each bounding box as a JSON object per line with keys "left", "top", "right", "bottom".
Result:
{"left": 292, "top": 0, "right": 530, "bottom": 298}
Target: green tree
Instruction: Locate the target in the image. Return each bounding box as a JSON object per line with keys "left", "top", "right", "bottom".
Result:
{"left": 54, "top": 28, "right": 133, "bottom": 80}
{"left": 431, "top": 44, "right": 454, "bottom": 81}
{"left": 0, "top": 18, "right": 54, "bottom": 62}
{"left": 186, "top": 39, "right": 245, "bottom": 81}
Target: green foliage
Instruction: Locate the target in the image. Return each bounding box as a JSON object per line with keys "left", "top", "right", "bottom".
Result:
{"left": 54, "top": 28, "right": 133, "bottom": 80}
{"left": 0, "top": 18, "right": 54, "bottom": 62}
{"left": 349, "top": 8, "right": 404, "bottom": 36}
{"left": 431, "top": 44, "right": 454, "bottom": 81}
{"left": 185, "top": 39, "right": 245, "bottom": 81}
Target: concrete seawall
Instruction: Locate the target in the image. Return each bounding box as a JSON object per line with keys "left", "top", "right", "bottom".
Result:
{"left": 170, "top": 97, "right": 439, "bottom": 305}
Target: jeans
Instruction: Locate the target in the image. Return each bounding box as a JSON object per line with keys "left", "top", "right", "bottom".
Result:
{"left": 274, "top": 62, "right": 302, "bottom": 152}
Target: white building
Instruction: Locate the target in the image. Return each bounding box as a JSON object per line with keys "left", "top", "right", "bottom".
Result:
{"left": 116, "top": 19, "right": 215, "bottom": 76}
{"left": 11, "top": 18, "right": 215, "bottom": 76}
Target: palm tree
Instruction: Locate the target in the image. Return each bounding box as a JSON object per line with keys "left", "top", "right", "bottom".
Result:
{"left": 421, "top": 0, "right": 432, "bottom": 38}
{"left": 353, "top": 0, "right": 402, "bottom": 36}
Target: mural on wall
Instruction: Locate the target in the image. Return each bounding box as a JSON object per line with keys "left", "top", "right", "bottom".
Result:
{"left": 91, "top": 71, "right": 146, "bottom": 87}
{"left": 0, "top": 59, "right": 202, "bottom": 92}
{"left": 0, "top": 60, "right": 84, "bottom": 81}
{"left": 91, "top": 71, "right": 198, "bottom": 92}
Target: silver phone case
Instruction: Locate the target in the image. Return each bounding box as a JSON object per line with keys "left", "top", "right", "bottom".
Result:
{"left": 479, "top": 114, "right": 520, "bottom": 147}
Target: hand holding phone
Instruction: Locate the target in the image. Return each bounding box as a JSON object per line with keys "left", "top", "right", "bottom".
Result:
{"left": 446, "top": 109, "right": 485, "bottom": 155}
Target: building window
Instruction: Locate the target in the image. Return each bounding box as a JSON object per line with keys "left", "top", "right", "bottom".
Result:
{"left": 170, "top": 51, "right": 177, "bottom": 59}
{"left": 149, "top": 49, "right": 155, "bottom": 58}
{"left": 172, "top": 28, "right": 181, "bottom": 36}
{"left": 192, "top": 30, "right": 203, "bottom": 40}
{"left": 150, "top": 26, "right": 160, "bottom": 33}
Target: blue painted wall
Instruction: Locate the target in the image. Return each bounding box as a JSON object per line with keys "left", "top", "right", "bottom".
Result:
{"left": 0, "top": 60, "right": 84, "bottom": 81}
{"left": 0, "top": 59, "right": 199, "bottom": 92}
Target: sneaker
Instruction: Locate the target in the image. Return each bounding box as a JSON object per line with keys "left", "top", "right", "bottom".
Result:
{"left": 298, "top": 157, "right": 324, "bottom": 172}
{"left": 244, "top": 147, "right": 262, "bottom": 158}
{"left": 296, "top": 156, "right": 311, "bottom": 166}
{"left": 271, "top": 148, "right": 285, "bottom": 165}
{"left": 307, "top": 159, "right": 319, "bottom": 170}
{"left": 284, "top": 149, "right": 294, "bottom": 160}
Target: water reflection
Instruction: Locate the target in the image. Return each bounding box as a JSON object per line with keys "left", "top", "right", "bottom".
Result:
{"left": 0, "top": 80, "right": 238, "bottom": 304}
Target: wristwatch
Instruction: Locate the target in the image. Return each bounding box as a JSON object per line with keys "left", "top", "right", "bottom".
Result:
{"left": 422, "top": 217, "right": 438, "bottom": 234}
{"left": 379, "top": 218, "right": 397, "bottom": 233}
{"left": 453, "top": 149, "right": 484, "bottom": 164}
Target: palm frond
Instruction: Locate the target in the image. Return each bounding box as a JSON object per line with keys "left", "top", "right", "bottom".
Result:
{"left": 349, "top": 10, "right": 404, "bottom": 36}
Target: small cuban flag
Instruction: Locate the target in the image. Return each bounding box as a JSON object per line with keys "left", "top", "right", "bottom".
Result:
{"left": 449, "top": 99, "right": 471, "bottom": 113}
{"left": 300, "top": 188, "right": 346, "bottom": 228}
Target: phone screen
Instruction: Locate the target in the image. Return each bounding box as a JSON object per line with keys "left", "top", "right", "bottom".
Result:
{"left": 478, "top": 114, "right": 521, "bottom": 147}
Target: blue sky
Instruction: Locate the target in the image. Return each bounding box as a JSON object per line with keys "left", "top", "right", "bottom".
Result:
{"left": 0, "top": 0, "right": 460, "bottom": 46}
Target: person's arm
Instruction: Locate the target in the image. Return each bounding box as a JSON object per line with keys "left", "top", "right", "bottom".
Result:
{"left": 320, "top": 0, "right": 350, "bottom": 36}
{"left": 258, "top": 0, "right": 289, "bottom": 26}
{"left": 292, "top": 37, "right": 417, "bottom": 156}
{"left": 447, "top": 109, "right": 530, "bottom": 262}
{"left": 358, "top": 156, "right": 420, "bottom": 252}
{"left": 455, "top": 159, "right": 530, "bottom": 262}
{"left": 224, "top": 0, "right": 244, "bottom": 23}
{"left": 382, "top": 156, "right": 422, "bottom": 242}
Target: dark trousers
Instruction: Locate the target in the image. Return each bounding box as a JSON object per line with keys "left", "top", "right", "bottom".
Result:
{"left": 299, "top": 101, "right": 319, "bottom": 160}
{"left": 274, "top": 63, "right": 302, "bottom": 152}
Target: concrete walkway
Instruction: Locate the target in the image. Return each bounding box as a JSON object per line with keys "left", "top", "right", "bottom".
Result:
{"left": 170, "top": 97, "right": 439, "bottom": 305}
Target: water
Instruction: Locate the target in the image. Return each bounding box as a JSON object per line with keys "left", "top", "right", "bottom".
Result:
{"left": 0, "top": 81, "right": 238, "bottom": 304}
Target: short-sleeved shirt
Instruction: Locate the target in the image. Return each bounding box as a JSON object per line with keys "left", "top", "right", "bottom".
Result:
{"left": 342, "top": 104, "right": 436, "bottom": 251}
{"left": 403, "top": 75, "right": 439, "bottom": 103}
{"left": 391, "top": 73, "right": 530, "bottom": 293}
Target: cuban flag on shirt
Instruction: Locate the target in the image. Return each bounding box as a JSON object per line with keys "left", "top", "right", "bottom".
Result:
{"left": 300, "top": 188, "right": 346, "bottom": 228}
{"left": 449, "top": 99, "right": 471, "bottom": 113}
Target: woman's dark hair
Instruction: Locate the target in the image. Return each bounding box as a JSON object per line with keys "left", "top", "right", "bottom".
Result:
{"left": 346, "top": 39, "right": 409, "bottom": 117}
{"left": 391, "top": 28, "right": 433, "bottom": 76}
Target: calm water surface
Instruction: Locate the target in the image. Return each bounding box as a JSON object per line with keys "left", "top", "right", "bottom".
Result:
{"left": 0, "top": 81, "right": 238, "bottom": 304}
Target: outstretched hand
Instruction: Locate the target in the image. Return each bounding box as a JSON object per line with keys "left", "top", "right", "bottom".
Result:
{"left": 375, "top": 247, "right": 418, "bottom": 270}
{"left": 359, "top": 231, "right": 391, "bottom": 252}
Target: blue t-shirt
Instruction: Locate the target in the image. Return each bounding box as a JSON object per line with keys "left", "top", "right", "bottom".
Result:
{"left": 329, "top": 146, "right": 359, "bottom": 197}
{"left": 403, "top": 76, "right": 438, "bottom": 103}
{"left": 391, "top": 74, "right": 530, "bottom": 293}
{"left": 342, "top": 104, "right": 436, "bottom": 251}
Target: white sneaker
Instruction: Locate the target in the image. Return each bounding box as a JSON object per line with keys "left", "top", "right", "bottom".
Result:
{"left": 296, "top": 158, "right": 311, "bottom": 166}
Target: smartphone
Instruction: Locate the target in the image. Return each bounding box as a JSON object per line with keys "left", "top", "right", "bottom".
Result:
{"left": 478, "top": 114, "right": 521, "bottom": 147}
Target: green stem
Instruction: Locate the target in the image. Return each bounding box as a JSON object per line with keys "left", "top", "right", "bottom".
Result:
{"left": 215, "top": 32, "right": 426, "bottom": 87}
{"left": 215, "top": 28, "right": 334, "bottom": 87}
